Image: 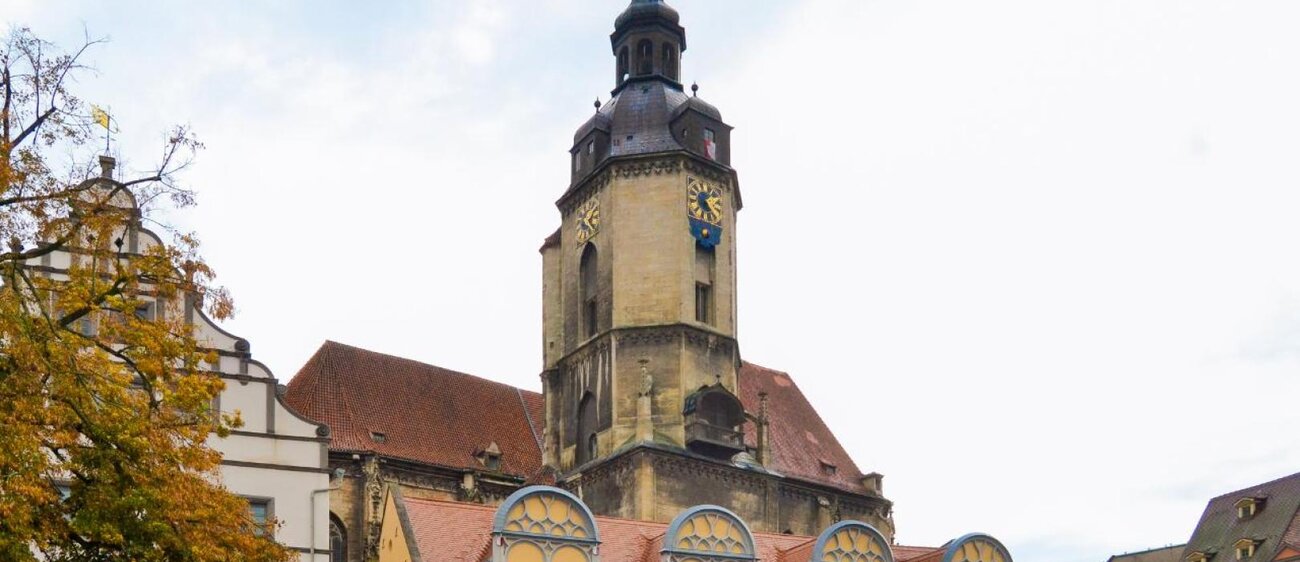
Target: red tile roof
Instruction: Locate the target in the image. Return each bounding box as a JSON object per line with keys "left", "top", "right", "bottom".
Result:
{"left": 283, "top": 341, "right": 545, "bottom": 479}
{"left": 396, "top": 495, "right": 830, "bottom": 562}
{"left": 284, "top": 342, "right": 878, "bottom": 497}
{"left": 738, "top": 362, "right": 871, "bottom": 494}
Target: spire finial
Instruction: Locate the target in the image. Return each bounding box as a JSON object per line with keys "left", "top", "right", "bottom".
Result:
{"left": 595, "top": 98, "right": 602, "bottom": 111}
{"left": 691, "top": 82, "right": 699, "bottom": 97}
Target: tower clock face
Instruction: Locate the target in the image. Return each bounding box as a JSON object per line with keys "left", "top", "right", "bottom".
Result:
{"left": 575, "top": 198, "right": 600, "bottom": 245}
{"left": 687, "top": 178, "right": 723, "bottom": 225}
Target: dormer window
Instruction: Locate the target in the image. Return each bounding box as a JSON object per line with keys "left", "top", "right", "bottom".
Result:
{"left": 475, "top": 442, "right": 503, "bottom": 471}
{"left": 1236, "top": 498, "right": 1263, "bottom": 520}
{"left": 819, "top": 461, "right": 838, "bottom": 476}
{"left": 1187, "top": 551, "right": 1213, "bottom": 562}
{"left": 1235, "top": 539, "right": 1260, "bottom": 560}
{"left": 369, "top": 431, "right": 386, "bottom": 443}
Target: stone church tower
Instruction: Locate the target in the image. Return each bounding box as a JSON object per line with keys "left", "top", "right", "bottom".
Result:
{"left": 540, "top": 0, "right": 740, "bottom": 469}
{"left": 539, "top": 0, "right": 887, "bottom": 534}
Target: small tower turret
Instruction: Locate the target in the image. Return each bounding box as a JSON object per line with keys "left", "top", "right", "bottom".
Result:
{"left": 612, "top": 0, "right": 685, "bottom": 88}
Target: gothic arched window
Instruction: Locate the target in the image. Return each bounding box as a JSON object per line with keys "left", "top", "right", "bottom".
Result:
{"left": 580, "top": 243, "right": 598, "bottom": 338}
{"left": 617, "top": 46, "right": 630, "bottom": 84}
{"left": 939, "top": 533, "right": 1014, "bottom": 562}
{"left": 662, "top": 44, "right": 678, "bottom": 81}
{"left": 812, "top": 521, "right": 893, "bottom": 562}
{"left": 576, "top": 392, "right": 597, "bottom": 465}
{"left": 636, "top": 39, "right": 654, "bottom": 76}
{"left": 492, "top": 486, "right": 600, "bottom": 562}
{"left": 329, "top": 514, "right": 347, "bottom": 562}
{"left": 662, "top": 505, "right": 756, "bottom": 561}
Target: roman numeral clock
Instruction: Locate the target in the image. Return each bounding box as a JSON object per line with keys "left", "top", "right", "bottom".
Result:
{"left": 687, "top": 177, "right": 723, "bottom": 247}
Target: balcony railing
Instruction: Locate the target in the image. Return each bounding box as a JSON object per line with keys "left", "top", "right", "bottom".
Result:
{"left": 684, "top": 419, "right": 744, "bottom": 451}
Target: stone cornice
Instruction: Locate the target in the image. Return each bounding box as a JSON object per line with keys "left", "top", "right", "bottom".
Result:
{"left": 557, "top": 152, "right": 740, "bottom": 215}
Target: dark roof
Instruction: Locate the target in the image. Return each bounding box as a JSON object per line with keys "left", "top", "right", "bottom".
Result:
{"left": 284, "top": 343, "right": 875, "bottom": 498}
{"left": 580, "top": 79, "right": 692, "bottom": 155}
{"left": 614, "top": 0, "right": 681, "bottom": 32}
{"left": 671, "top": 95, "right": 723, "bottom": 122}
{"left": 1184, "top": 471, "right": 1300, "bottom": 561}
{"left": 283, "top": 341, "right": 545, "bottom": 479}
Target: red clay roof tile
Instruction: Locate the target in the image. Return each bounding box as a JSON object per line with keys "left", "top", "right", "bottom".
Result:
{"left": 738, "top": 362, "right": 871, "bottom": 494}
{"left": 283, "top": 341, "right": 545, "bottom": 479}
{"left": 397, "top": 496, "right": 824, "bottom": 562}
{"left": 285, "top": 342, "right": 876, "bottom": 497}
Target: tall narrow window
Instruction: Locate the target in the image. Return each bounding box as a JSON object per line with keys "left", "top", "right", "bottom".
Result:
{"left": 580, "top": 243, "right": 598, "bottom": 338}
{"left": 637, "top": 39, "right": 654, "bottom": 75}
{"left": 576, "top": 392, "right": 597, "bottom": 465}
{"left": 695, "top": 244, "right": 715, "bottom": 325}
{"left": 695, "top": 283, "right": 712, "bottom": 324}
{"left": 618, "top": 46, "right": 630, "bottom": 84}
{"left": 330, "top": 515, "right": 347, "bottom": 562}
{"left": 662, "top": 44, "right": 678, "bottom": 80}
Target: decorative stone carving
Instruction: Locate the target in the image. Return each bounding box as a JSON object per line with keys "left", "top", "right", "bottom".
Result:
{"left": 615, "top": 157, "right": 681, "bottom": 179}
{"left": 362, "top": 456, "right": 383, "bottom": 557}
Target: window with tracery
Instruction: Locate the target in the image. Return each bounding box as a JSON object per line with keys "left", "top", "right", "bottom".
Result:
{"left": 662, "top": 505, "right": 756, "bottom": 561}
{"left": 812, "top": 521, "right": 893, "bottom": 562}
{"left": 329, "top": 514, "right": 347, "bottom": 562}
{"left": 941, "top": 534, "right": 1013, "bottom": 562}
{"left": 492, "top": 486, "right": 600, "bottom": 562}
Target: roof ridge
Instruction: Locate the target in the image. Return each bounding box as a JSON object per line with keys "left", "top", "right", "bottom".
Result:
{"left": 1207, "top": 471, "right": 1300, "bottom": 502}
{"left": 516, "top": 387, "right": 543, "bottom": 453}
{"left": 325, "top": 340, "right": 541, "bottom": 395}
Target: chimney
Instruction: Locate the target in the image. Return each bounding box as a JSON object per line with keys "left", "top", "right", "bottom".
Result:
{"left": 98, "top": 155, "right": 116, "bottom": 179}
{"left": 863, "top": 472, "right": 884, "bottom": 496}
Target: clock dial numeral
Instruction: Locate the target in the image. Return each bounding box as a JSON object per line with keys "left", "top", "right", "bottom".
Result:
{"left": 575, "top": 198, "right": 600, "bottom": 245}
{"left": 686, "top": 177, "right": 723, "bottom": 225}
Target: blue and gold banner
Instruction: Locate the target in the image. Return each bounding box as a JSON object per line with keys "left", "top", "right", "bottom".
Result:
{"left": 689, "top": 217, "right": 722, "bottom": 248}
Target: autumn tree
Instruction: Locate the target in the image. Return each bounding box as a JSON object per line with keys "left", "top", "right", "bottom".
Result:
{"left": 0, "top": 28, "right": 293, "bottom": 562}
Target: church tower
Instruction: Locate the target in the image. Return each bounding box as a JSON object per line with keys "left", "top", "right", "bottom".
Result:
{"left": 540, "top": 0, "right": 749, "bottom": 524}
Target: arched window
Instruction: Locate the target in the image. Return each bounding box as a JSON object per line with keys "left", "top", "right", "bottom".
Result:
{"left": 662, "top": 505, "right": 757, "bottom": 561}
{"left": 617, "top": 46, "right": 630, "bottom": 84}
{"left": 579, "top": 243, "right": 598, "bottom": 338}
{"left": 636, "top": 39, "right": 654, "bottom": 76}
{"left": 576, "top": 392, "right": 597, "bottom": 465}
{"left": 812, "top": 521, "right": 893, "bottom": 562}
{"left": 492, "top": 486, "right": 600, "bottom": 562}
{"left": 662, "top": 44, "right": 678, "bottom": 81}
{"left": 329, "top": 514, "right": 347, "bottom": 562}
{"left": 940, "top": 533, "right": 1014, "bottom": 562}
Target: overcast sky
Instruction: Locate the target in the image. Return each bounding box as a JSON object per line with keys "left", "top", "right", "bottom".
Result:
{"left": 9, "top": 1, "right": 1300, "bottom": 561}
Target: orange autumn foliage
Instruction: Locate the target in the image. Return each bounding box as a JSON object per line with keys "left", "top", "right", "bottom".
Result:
{"left": 0, "top": 28, "right": 293, "bottom": 562}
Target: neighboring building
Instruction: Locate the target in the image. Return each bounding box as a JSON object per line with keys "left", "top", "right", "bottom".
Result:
{"left": 1183, "top": 472, "right": 1300, "bottom": 562}
{"left": 285, "top": 1, "right": 1015, "bottom": 561}
{"left": 1108, "top": 545, "right": 1187, "bottom": 562}
{"left": 27, "top": 158, "right": 333, "bottom": 561}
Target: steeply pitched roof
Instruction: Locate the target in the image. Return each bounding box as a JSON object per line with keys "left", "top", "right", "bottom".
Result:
{"left": 738, "top": 362, "right": 872, "bottom": 494}
{"left": 1184, "top": 471, "right": 1300, "bottom": 562}
{"left": 284, "top": 342, "right": 876, "bottom": 497}
{"left": 283, "top": 341, "right": 545, "bottom": 479}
